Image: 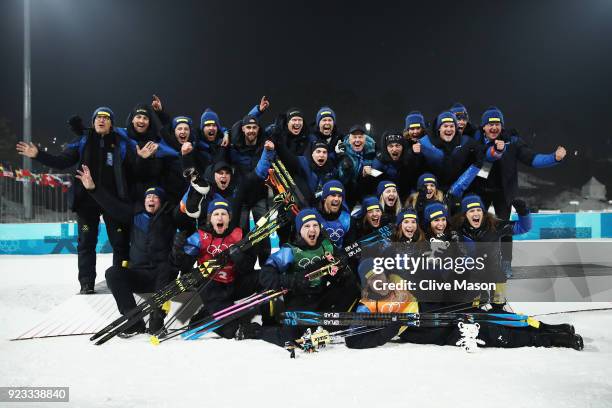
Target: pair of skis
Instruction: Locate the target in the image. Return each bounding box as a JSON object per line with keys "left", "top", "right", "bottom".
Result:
{"left": 281, "top": 311, "right": 532, "bottom": 328}
{"left": 151, "top": 289, "right": 286, "bottom": 344}
{"left": 91, "top": 159, "right": 305, "bottom": 345}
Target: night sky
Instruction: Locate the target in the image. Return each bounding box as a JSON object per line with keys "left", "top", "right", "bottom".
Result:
{"left": 1, "top": 0, "right": 611, "bottom": 189}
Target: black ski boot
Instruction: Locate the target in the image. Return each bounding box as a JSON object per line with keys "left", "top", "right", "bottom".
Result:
{"left": 235, "top": 322, "right": 262, "bottom": 340}
{"left": 148, "top": 311, "right": 167, "bottom": 336}
{"left": 538, "top": 332, "right": 584, "bottom": 351}
{"left": 79, "top": 282, "right": 95, "bottom": 295}
{"left": 188, "top": 307, "right": 209, "bottom": 330}
{"left": 117, "top": 319, "right": 146, "bottom": 338}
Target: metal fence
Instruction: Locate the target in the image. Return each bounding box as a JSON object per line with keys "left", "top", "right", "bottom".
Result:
{"left": 0, "top": 174, "right": 74, "bottom": 223}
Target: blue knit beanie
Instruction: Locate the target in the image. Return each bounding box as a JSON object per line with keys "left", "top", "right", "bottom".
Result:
{"left": 200, "top": 109, "right": 221, "bottom": 130}
{"left": 450, "top": 103, "right": 469, "bottom": 120}
{"left": 461, "top": 194, "right": 485, "bottom": 213}
{"left": 144, "top": 186, "right": 166, "bottom": 202}
{"left": 396, "top": 207, "right": 418, "bottom": 226}
{"left": 417, "top": 173, "right": 437, "bottom": 189}
{"left": 436, "top": 111, "right": 458, "bottom": 130}
{"left": 404, "top": 111, "right": 425, "bottom": 130}
{"left": 207, "top": 198, "right": 231, "bottom": 215}
{"left": 295, "top": 208, "right": 321, "bottom": 231}
{"left": 480, "top": 106, "right": 504, "bottom": 127}
{"left": 92, "top": 106, "right": 114, "bottom": 125}
{"left": 376, "top": 180, "right": 397, "bottom": 198}
{"left": 362, "top": 196, "right": 381, "bottom": 213}
{"left": 172, "top": 116, "right": 193, "bottom": 130}
{"left": 321, "top": 180, "right": 345, "bottom": 201}
{"left": 424, "top": 202, "right": 448, "bottom": 222}
{"left": 316, "top": 107, "right": 336, "bottom": 126}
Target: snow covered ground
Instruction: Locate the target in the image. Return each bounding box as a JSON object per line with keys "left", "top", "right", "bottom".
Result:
{"left": 1, "top": 254, "right": 612, "bottom": 408}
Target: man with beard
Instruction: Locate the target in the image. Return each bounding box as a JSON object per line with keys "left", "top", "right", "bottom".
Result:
{"left": 174, "top": 198, "right": 259, "bottom": 339}
{"left": 240, "top": 209, "right": 359, "bottom": 345}
{"left": 316, "top": 180, "right": 351, "bottom": 248}
{"left": 308, "top": 106, "right": 343, "bottom": 162}
{"left": 17, "top": 107, "right": 132, "bottom": 294}
{"left": 337, "top": 124, "right": 377, "bottom": 207}
{"left": 471, "top": 106, "right": 566, "bottom": 277}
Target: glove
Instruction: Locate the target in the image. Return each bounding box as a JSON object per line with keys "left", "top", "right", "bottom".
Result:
{"left": 341, "top": 157, "right": 352, "bottom": 171}
{"left": 225, "top": 245, "right": 242, "bottom": 265}
{"left": 279, "top": 273, "right": 311, "bottom": 291}
{"left": 170, "top": 231, "right": 191, "bottom": 268}
{"left": 270, "top": 114, "right": 287, "bottom": 144}
{"left": 335, "top": 139, "right": 345, "bottom": 155}
{"left": 67, "top": 115, "right": 85, "bottom": 136}
{"left": 512, "top": 199, "right": 529, "bottom": 216}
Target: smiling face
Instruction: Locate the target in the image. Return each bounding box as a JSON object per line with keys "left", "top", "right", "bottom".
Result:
{"left": 401, "top": 218, "right": 417, "bottom": 239}
{"left": 94, "top": 114, "right": 112, "bottom": 135}
{"left": 323, "top": 193, "right": 343, "bottom": 214}
{"left": 319, "top": 117, "right": 334, "bottom": 136}
{"left": 439, "top": 123, "right": 456, "bottom": 142}
{"left": 210, "top": 209, "right": 230, "bottom": 234}
{"left": 242, "top": 124, "right": 259, "bottom": 144}
{"left": 349, "top": 132, "right": 365, "bottom": 152}
{"left": 144, "top": 194, "right": 161, "bottom": 214}
{"left": 366, "top": 208, "right": 382, "bottom": 228}
{"left": 386, "top": 142, "right": 403, "bottom": 161}
{"left": 466, "top": 208, "right": 484, "bottom": 228}
{"left": 483, "top": 122, "right": 502, "bottom": 140}
{"left": 456, "top": 118, "right": 467, "bottom": 131}
{"left": 430, "top": 217, "right": 447, "bottom": 235}
{"left": 287, "top": 117, "right": 303, "bottom": 135}
{"left": 214, "top": 169, "right": 231, "bottom": 190}
{"left": 300, "top": 220, "right": 320, "bottom": 246}
{"left": 382, "top": 187, "right": 398, "bottom": 207}
{"left": 203, "top": 123, "right": 218, "bottom": 142}
{"left": 311, "top": 147, "right": 328, "bottom": 167}
{"left": 407, "top": 127, "right": 424, "bottom": 139}
{"left": 174, "top": 123, "right": 190, "bottom": 145}
{"left": 132, "top": 114, "right": 150, "bottom": 134}
{"left": 424, "top": 183, "right": 437, "bottom": 199}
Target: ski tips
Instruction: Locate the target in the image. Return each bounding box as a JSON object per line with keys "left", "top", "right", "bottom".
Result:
{"left": 150, "top": 336, "right": 160, "bottom": 346}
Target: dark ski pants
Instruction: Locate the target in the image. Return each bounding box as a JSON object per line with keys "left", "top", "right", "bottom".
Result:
{"left": 480, "top": 191, "right": 513, "bottom": 262}
{"left": 240, "top": 197, "right": 271, "bottom": 265}
{"left": 105, "top": 263, "right": 175, "bottom": 315}
{"left": 196, "top": 271, "right": 260, "bottom": 339}
{"left": 77, "top": 208, "right": 129, "bottom": 286}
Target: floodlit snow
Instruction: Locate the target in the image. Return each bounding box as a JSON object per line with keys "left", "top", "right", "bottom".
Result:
{"left": 1, "top": 254, "right": 611, "bottom": 408}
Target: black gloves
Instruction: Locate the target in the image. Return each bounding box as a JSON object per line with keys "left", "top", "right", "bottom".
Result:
{"left": 67, "top": 115, "right": 85, "bottom": 136}
{"left": 279, "top": 273, "right": 311, "bottom": 291}
{"left": 170, "top": 230, "right": 193, "bottom": 270}
{"left": 512, "top": 199, "right": 529, "bottom": 216}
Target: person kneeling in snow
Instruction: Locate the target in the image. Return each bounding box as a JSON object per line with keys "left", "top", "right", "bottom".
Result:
{"left": 242, "top": 209, "right": 360, "bottom": 346}
{"left": 172, "top": 198, "right": 259, "bottom": 339}
{"left": 75, "top": 165, "right": 178, "bottom": 337}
